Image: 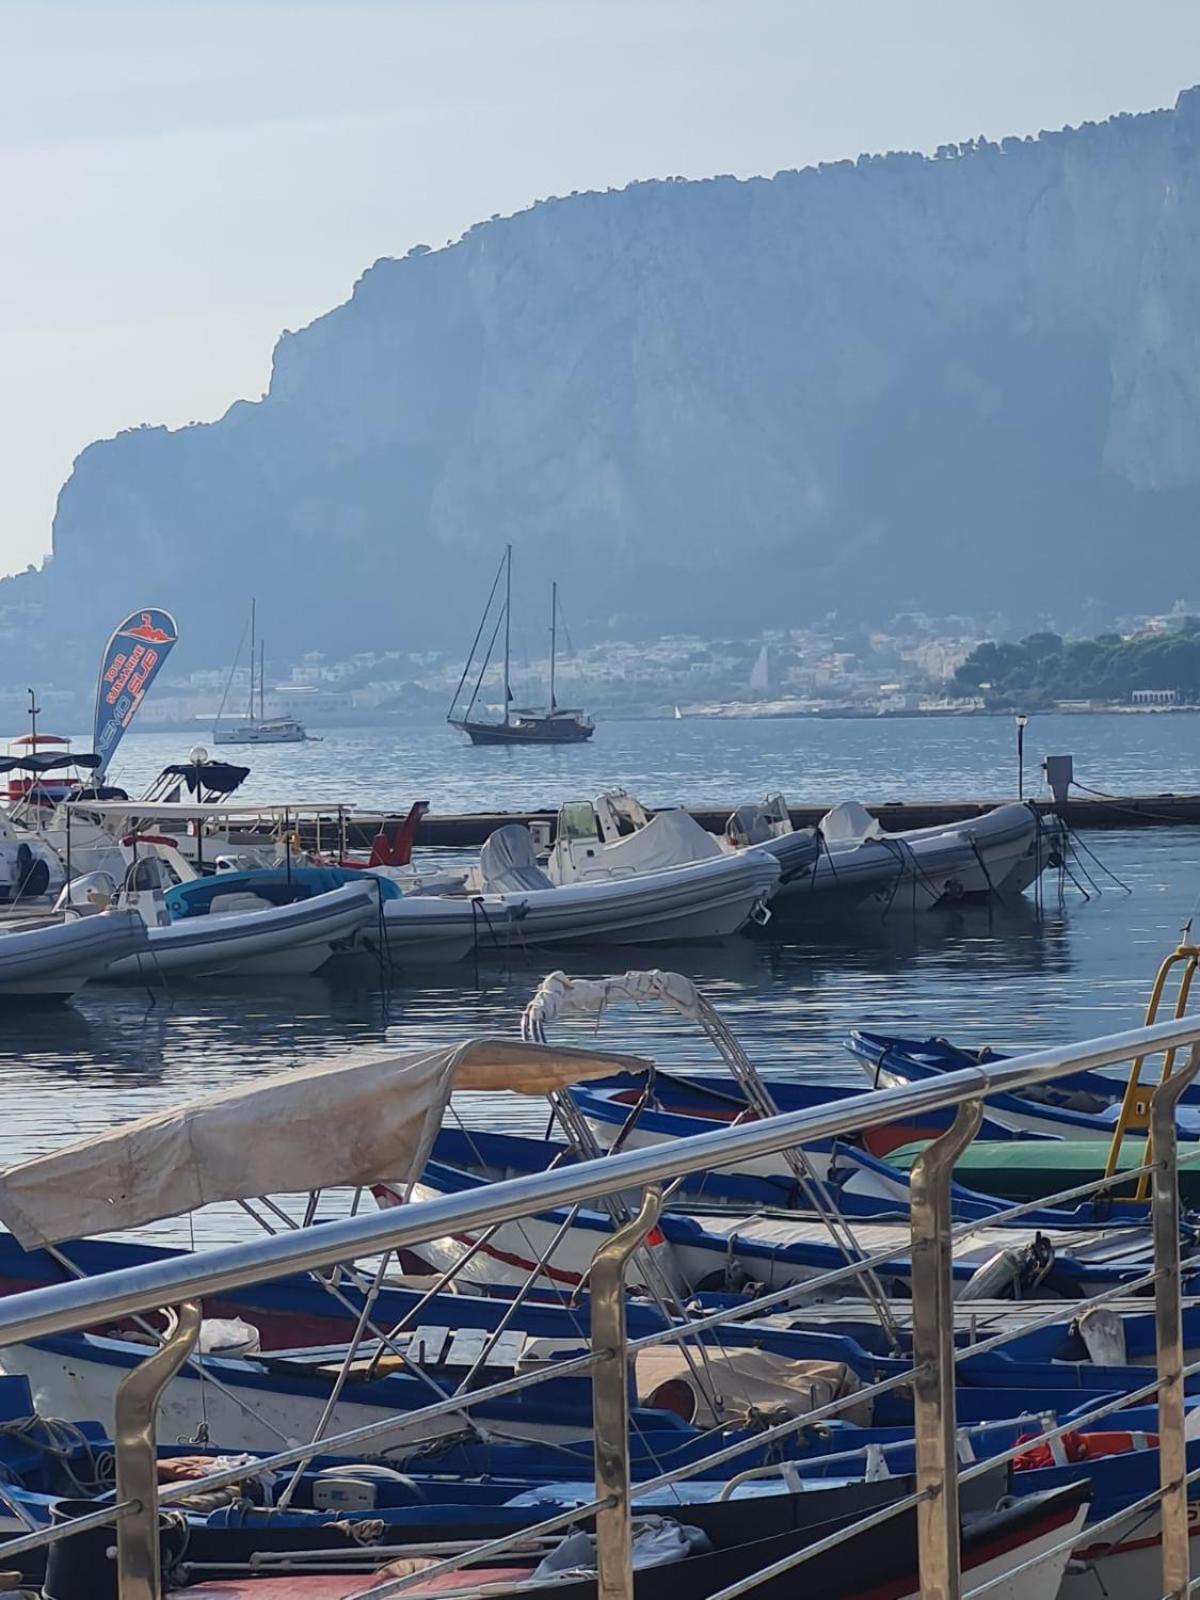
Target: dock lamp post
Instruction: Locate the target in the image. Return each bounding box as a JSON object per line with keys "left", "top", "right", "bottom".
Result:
{"left": 1015, "top": 714, "right": 1028, "bottom": 800}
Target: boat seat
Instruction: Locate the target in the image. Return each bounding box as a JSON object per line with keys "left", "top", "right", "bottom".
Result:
{"left": 206, "top": 891, "right": 274, "bottom": 916}
{"left": 479, "top": 826, "right": 556, "bottom": 893}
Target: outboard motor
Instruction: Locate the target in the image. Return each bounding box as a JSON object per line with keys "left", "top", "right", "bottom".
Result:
{"left": 959, "top": 1234, "right": 1055, "bottom": 1301}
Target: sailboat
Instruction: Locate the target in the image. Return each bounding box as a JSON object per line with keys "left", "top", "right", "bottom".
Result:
{"left": 212, "top": 600, "right": 309, "bottom": 746}
{"left": 448, "top": 545, "right": 594, "bottom": 745}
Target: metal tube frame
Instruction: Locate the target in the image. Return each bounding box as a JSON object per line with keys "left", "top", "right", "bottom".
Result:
{"left": 591, "top": 1187, "right": 663, "bottom": 1600}
{"left": 114, "top": 1299, "right": 200, "bottom": 1600}
{"left": 1153, "top": 1040, "right": 1200, "bottom": 1597}
{"left": 909, "top": 1101, "right": 982, "bottom": 1600}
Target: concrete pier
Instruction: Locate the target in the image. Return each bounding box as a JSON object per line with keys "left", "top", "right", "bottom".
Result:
{"left": 292, "top": 792, "right": 1200, "bottom": 851}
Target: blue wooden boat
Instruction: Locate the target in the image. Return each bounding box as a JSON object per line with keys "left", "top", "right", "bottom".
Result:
{"left": 846, "top": 1029, "right": 1200, "bottom": 1140}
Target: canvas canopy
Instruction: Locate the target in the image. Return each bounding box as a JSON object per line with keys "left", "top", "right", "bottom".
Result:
{"left": 0, "top": 1037, "right": 649, "bottom": 1250}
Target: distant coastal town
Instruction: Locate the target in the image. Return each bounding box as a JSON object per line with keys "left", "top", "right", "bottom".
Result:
{"left": 4, "top": 603, "right": 1200, "bottom": 732}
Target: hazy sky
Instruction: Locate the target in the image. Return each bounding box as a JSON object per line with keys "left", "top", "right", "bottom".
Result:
{"left": 3, "top": 1, "right": 1199, "bottom": 578}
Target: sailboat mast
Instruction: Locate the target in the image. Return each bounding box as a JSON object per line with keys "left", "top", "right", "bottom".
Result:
{"left": 549, "top": 581, "right": 557, "bottom": 711}
{"left": 248, "top": 599, "right": 256, "bottom": 719}
{"left": 259, "top": 640, "right": 265, "bottom": 722}
{"left": 503, "top": 543, "right": 512, "bottom": 726}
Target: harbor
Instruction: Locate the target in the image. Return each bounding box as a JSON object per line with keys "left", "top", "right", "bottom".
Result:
{"left": 0, "top": 696, "right": 1189, "bottom": 1593}
{"left": 7, "top": 12, "right": 1200, "bottom": 1591}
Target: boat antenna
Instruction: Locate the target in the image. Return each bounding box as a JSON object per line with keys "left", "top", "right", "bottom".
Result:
{"left": 447, "top": 551, "right": 507, "bottom": 720}
{"left": 503, "top": 543, "right": 512, "bottom": 727}
{"left": 549, "top": 580, "right": 557, "bottom": 712}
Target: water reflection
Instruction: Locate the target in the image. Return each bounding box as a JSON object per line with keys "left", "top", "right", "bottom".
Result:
{"left": 0, "top": 827, "right": 1188, "bottom": 1204}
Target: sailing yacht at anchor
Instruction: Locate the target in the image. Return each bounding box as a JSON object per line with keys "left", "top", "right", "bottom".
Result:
{"left": 448, "top": 545, "right": 594, "bottom": 744}
{"left": 213, "top": 600, "right": 309, "bottom": 746}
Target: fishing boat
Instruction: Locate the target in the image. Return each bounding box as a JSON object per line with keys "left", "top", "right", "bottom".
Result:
{"left": 157, "top": 1483, "right": 1087, "bottom": 1600}
{"left": 0, "top": 1376, "right": 1087, "bottom": 1600}
{"left": 448, "top": 546, "right": 594, "bottom": 744}
{"left": 0, "top": 988, "right": 1197, "bottom": 1600}
{"left": 847, "top": 1029, "right": 1200, "bottom": 1141}
{"left": 213, "top": 599, "right": 310, "bottom": 745}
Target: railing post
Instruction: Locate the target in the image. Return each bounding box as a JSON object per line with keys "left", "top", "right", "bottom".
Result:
{"left": 909, "top": 1101, "right": 982, "bottom": 1600}
{"left": 114, "top": 1300, "right": 201, "bottom": 1600}
{"left": 590, "top": 1187, "right": 663, "bottom": 1600}
{"left": 1151, "top": 1041, "right": 1200, "bottom": 1599}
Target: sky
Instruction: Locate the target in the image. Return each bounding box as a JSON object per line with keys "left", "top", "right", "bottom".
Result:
{"left": 2, "top": 0, "right": 1200, "bottom": 579}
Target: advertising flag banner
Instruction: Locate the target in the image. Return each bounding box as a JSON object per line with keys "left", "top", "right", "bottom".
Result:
{"left": 93, "top": 608, "right": 178, "bottom": 775}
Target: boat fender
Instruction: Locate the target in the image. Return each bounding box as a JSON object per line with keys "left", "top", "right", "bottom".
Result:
{"left": 1077, "top": 1306, "right": 1128, "bottom": 1367}
{"left": 864, "top": 1443, "right": 890, "bottom": 1481}
{"left": 197, "top": 1316, "right": 261, "bottom": 1357}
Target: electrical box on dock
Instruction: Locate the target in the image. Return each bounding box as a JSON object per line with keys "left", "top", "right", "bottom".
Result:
{"left": 1042, "top": 754, "right": 1074, "bottom": 806}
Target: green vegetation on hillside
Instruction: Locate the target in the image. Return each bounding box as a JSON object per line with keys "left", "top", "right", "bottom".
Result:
{"left": 953, "top": 622, "right": 1200, "bottom": 706}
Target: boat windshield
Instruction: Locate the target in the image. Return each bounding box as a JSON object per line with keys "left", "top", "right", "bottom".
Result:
{"left": 558, "top": 801, "right": 600, "bottom": 843}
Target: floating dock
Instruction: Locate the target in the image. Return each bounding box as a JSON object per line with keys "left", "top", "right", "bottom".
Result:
{"left": 295, "top": 792, "right": 1200, "bottom": 851}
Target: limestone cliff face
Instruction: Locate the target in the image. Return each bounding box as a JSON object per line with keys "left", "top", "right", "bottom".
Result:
{"left": 38, "top": 90, "right": 1200, "bottom": 655}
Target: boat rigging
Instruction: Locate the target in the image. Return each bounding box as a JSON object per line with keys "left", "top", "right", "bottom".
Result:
{"left": 448, "top": 545, "right": 595, "bottom": 744}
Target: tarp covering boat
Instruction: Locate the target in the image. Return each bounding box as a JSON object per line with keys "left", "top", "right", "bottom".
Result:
{"left": 549, "top": 809, "right": 723, "bottom": 884}
{"left": 0, "top": 1037, "right": 650, "bottom": 1249}
{"left": 525, "top": 967, "right": 705, "bottom": 1027}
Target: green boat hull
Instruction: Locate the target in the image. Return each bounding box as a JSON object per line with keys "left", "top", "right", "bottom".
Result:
{"left": 890, "top": 1138, "right": 1200, "bottom": 1204}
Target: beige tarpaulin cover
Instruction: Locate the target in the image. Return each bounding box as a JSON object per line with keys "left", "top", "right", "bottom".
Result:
{"left": 635, "top": 1346, "right": 870, "bottom": 1429}
{"left": 0, "top": 1037, "right": 650, "bottom": 1250}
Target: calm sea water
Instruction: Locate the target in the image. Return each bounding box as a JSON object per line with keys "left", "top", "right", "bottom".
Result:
{"left": 8, "top": 711, "right": 1200, "bottom": 1246}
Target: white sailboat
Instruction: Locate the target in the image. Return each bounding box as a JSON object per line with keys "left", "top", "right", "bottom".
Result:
{"left": 213, "top": 600, "right": 309, "bottom": 746}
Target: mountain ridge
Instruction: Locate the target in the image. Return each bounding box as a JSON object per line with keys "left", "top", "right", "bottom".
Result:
{"left": 17, "top": 88, "right": 1200, "bottom": 671}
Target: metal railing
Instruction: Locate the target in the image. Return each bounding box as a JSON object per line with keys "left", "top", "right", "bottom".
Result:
{"left": 0, "top": 1010, "right": 1198, "bottom": 1599}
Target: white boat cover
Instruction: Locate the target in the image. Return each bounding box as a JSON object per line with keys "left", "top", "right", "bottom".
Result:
{"left": 0, "top": 1037, "right": 650, "bottom": 1249}
{"left": 591, "top": 811, "right": 721, "bottom": 873}
{"left": 525, "top": 968, "right": 705, "bottom": 1028}
{"left": 819, "top": 801, "right": 884, "bottom": 847}
{"left": 480, "top": 826, "right": 556, "bottom": 892}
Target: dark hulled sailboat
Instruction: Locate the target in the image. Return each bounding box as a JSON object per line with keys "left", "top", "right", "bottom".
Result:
{"left": 448, "top": 546, "right": 594, "bottom": 745}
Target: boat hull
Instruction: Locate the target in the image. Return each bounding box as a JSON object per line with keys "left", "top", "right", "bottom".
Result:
{"left": 0, "top": 910, "right": 148, "bottom": 998}
{"left": 383, "top": 852, "right": 780, "bottom": 953}
{"left": 494, "top": 852, "right": 781, "bottom": 945}
{"left": 0, "top": 1332, "right": 597, "bottom": 1456}
{"left": 452, "top": 718, "right": 594, "bottom": 745}
{"left": 99, "top": 883, "right": 376, "bottom": 980}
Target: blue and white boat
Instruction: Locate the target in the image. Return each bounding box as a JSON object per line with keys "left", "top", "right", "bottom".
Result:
{"left": 847, "top": 1029, "right": 1200, "bottom": 1141}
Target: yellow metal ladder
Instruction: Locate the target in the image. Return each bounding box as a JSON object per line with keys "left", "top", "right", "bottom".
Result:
{"left": 1104, "top": 943, "right": 1200, "bottom": 1200}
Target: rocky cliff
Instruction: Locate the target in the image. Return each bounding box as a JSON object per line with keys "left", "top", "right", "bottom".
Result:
{"left": 30, "top": 88, "right": 1200, "bottom": 661}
